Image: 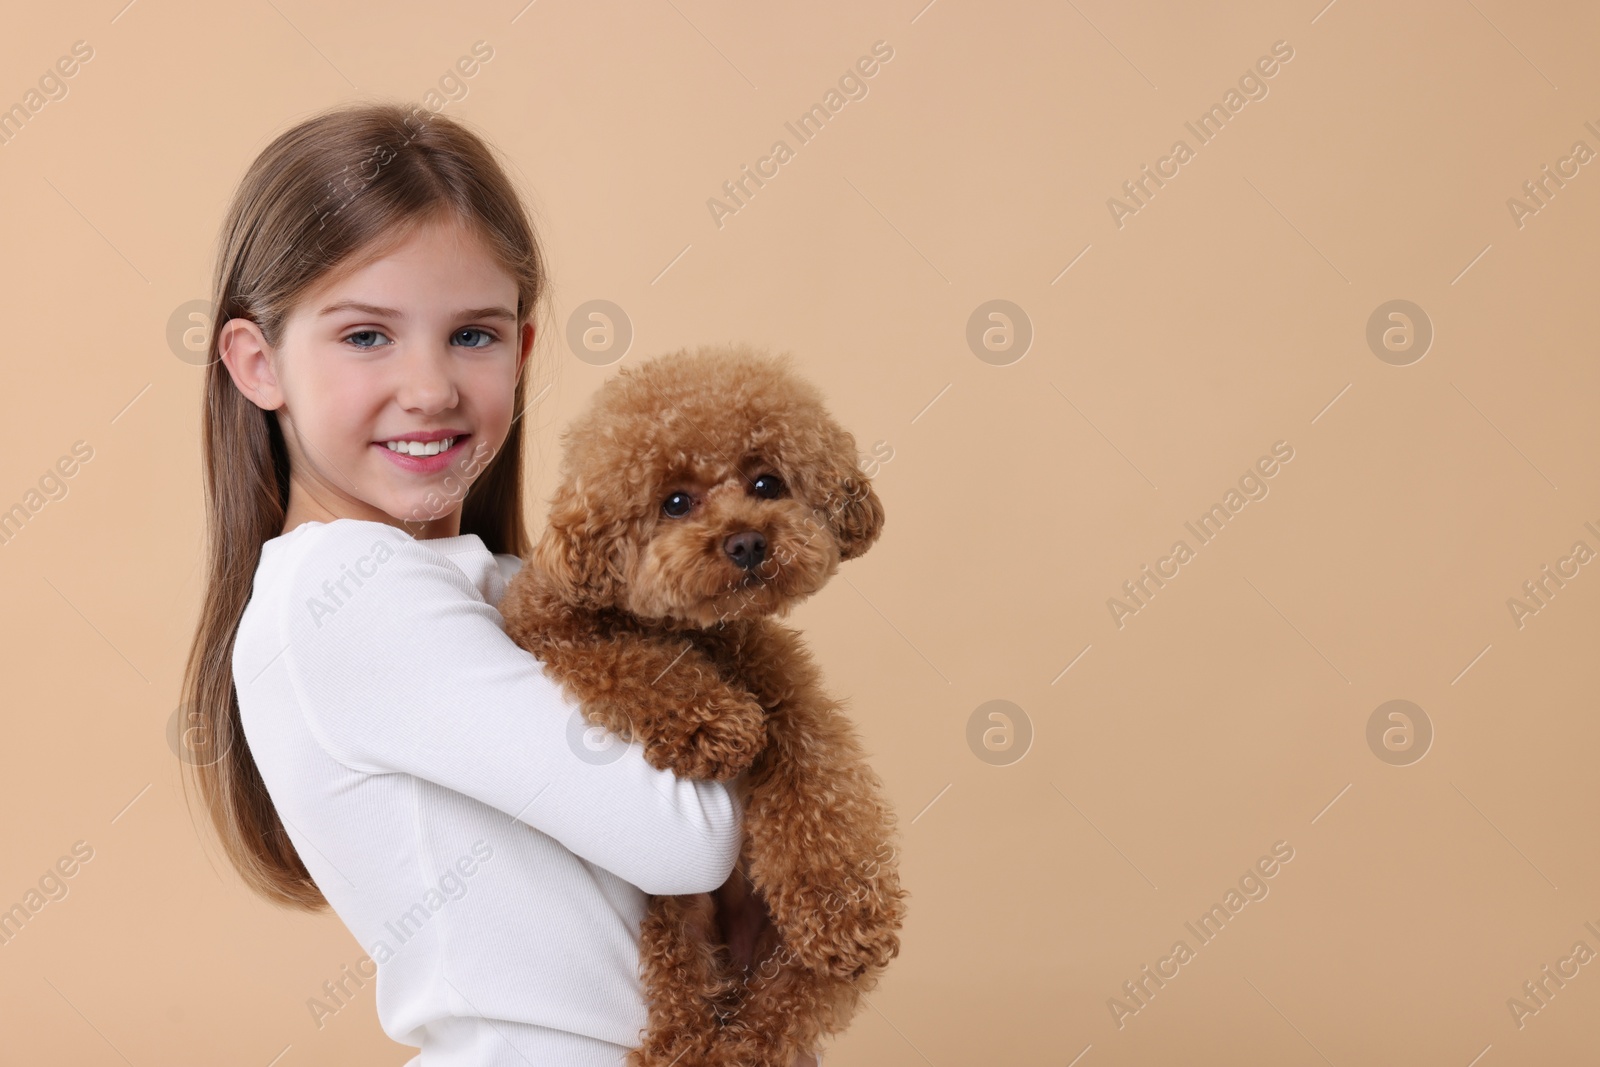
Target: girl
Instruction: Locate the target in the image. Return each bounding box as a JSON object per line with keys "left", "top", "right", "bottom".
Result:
{"left": 180, "top": 102, "right": 819, "bottom": 1067}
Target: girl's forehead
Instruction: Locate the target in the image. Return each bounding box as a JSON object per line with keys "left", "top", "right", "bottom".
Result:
{"left": 311, "top": 219, "right": 511, "bottom": 292}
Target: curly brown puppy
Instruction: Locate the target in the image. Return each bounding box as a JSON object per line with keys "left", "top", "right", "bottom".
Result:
{"left": 498, "top": 342, "right": 908, "bottom": 1067}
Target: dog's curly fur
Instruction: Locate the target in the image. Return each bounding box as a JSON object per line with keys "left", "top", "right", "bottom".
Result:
{"left": 498, "top": 343, "right": 908, "bottom": 1067}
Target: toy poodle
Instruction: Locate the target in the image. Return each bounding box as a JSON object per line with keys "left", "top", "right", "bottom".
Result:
{"left": 498, "top": 342, "right": 908, "bottom": 1067}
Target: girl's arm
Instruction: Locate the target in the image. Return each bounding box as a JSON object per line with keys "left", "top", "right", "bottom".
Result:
{"left": 264, "top": 520, "right": 743, "bottom": 897}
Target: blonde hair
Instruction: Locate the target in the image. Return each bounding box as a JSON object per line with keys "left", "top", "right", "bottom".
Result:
{"left": 181, "top": 101, "right": 550, "bottom": 910}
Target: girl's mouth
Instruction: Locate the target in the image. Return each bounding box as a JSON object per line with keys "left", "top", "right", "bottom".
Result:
{"left": 373, "top": 434, "right": 471, "bottom": 474}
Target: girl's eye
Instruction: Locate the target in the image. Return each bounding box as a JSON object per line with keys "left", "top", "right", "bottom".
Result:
{"left": 344, "top": 329, "right": 390, "bottom": 349}
{"left": 454, "top": 327, "right": 497, "bottom": 348}
{"left": 751, "top": 473, "right": 785, "bottom": 499}
{"left": 341, "top": 328, "right": 498, "bottom": 350}
{"left": 662, "top": 491, "right": 693, "bottom": 518}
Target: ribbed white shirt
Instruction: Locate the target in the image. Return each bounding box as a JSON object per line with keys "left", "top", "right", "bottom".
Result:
{"left": 232, "top": 518, "right": 746, "bottom": 1066}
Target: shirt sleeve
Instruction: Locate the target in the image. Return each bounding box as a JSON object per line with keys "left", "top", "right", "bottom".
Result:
{"left": 273, "top": 520, "right": 743, "bottom": 896}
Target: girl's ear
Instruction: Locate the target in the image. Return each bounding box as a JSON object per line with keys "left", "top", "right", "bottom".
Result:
{"left": 217, "top": 318, "right": 285, "bottom": 411}
{"left": 515, "top": 321, "right": 535, "bottom": 379}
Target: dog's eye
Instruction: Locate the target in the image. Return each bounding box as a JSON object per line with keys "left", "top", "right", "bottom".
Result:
{"left": 662, "top": 491, "right": 693, "bottom": 518}
{"left": 751, "top": 474, "right": 785, "bottom": 499}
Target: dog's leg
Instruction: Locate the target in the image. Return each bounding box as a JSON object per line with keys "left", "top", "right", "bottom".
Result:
{"left": 504, "top": 601, "right": 768, "bottom": 781}
{"left": 746, "top": 714, "right": 906, "bottom": 981}
{"left": 630, "top": 893, "right": 738, "bottom": 1067}
{"left": 635, "top": 852, "right": 805, "bottom": 1067}
{"left": 721, "top": 623, "right": 908, "bottom": 984}
{"left": 704, "top": 934, "right": 843, "bottom": 1067}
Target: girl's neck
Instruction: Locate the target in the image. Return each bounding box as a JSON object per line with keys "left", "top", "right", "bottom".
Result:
{"left": 280, "top": 495, "right": 462, "bottom": 540}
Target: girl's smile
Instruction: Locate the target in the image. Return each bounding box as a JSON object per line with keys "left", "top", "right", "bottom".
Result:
{"left": 374, "top": 430, "right": 473, "bottom": 474}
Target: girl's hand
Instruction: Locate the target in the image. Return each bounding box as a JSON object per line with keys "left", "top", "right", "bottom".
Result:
{"left": 790, "top": 1052, "right": 819, "bottom": 1067}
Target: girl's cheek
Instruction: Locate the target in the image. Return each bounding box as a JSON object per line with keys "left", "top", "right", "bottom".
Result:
{"left": 469, "top": 368, "right": 521, "bottom": 426}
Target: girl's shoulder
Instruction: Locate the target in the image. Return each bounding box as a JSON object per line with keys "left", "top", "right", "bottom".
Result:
{"left": 261, "top": 517, "right": 520, "bottom": 607}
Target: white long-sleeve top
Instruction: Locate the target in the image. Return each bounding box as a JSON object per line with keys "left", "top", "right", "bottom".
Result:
{"left": 233, "top": 518, "right": 745, "bottom": 1066}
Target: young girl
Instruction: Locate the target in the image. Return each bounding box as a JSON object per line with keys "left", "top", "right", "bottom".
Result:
{"left": 180, "top": 102, "right": 819, "bottom": 1067}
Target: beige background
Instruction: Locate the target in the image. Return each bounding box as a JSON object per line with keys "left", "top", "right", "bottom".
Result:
{"left": 2, "top": 0, "right": 1598, "bottom": 1063}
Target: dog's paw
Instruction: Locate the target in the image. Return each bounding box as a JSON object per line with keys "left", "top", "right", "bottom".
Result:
{"left": 649, "top": 690, "right": 767, "bottom": 781}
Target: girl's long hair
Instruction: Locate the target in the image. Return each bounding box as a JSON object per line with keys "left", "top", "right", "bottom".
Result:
{"left": 180, "top": 101, "right": 551, "bottom": 910}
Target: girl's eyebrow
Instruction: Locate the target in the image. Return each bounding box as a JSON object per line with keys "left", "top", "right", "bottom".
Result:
{"left": 319, "top": 300, "right": 516, "bottom": 322}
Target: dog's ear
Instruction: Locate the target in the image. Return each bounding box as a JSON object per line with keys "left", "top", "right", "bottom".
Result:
{"left": 530, "top": 479, "right": 633, "bottom": 611}
{"left": 815, "top": 426, "right": 885, "bottom": 562}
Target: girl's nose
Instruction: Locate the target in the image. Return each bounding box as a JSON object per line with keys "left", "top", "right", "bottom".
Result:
{"left": 396, "top": 343, "right": 460, "bottom": 413}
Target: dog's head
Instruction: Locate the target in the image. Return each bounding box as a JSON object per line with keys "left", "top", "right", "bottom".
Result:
{"left": 531, "top": 344, "right": 885, "bottom": 627}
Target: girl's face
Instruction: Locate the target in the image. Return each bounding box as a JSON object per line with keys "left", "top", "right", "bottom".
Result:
{"left": 220, "top": 215, "right": 533, "bottom": 540}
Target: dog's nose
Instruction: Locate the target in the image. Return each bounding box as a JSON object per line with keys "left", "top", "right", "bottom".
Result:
{"left": 724, "top": 530, "right": 766, "bottom": 571}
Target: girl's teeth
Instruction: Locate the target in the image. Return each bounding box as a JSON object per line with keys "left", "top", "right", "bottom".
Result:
{"left": 386, "top": 436, "right": 456, "bottom": 457}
